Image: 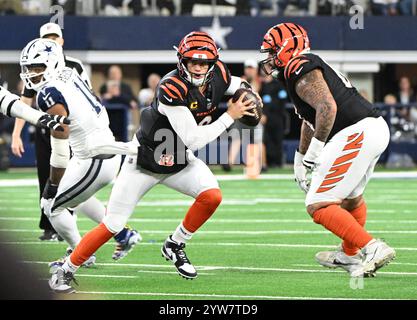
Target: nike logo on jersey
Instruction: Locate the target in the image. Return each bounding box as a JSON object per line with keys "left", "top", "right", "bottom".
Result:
{"left": 164, "top": 95, "right": 173, "bottom": 103}
{"left": 295, "top": 67, "right": 304, "bottom": 75}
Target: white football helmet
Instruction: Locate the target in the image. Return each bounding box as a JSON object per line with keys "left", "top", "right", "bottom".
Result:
{"left": 20, "top": 38, "right": 65, "bottom": 91}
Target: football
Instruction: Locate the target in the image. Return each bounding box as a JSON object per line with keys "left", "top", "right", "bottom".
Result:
{"left": 232, "top": 88, "right": 263, "bottom": 127}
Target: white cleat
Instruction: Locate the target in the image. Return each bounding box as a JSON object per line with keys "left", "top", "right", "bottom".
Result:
{"left": 315, "top": 249, "right": 366, "bottom": 277}
{"left": 361, "top": 239, "right": 396, "bottom": 276}
{"left": 49, "top": 248, "right": 96, "bottom": 273}
{"left": 48, "top": 267, "right": 76, "bottom": 294}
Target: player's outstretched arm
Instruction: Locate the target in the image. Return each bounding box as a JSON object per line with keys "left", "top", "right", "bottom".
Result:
{"left": 295, "top": 69, "right": 337, "bottom": 170}
{"left": 0, "top": 86, "right": 70, "bottom": 132}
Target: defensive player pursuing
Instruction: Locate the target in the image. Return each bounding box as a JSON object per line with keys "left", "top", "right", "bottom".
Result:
{"left": 12, "top": 22, "right": 101, "bottom": 242}
{"left": 259, "top": 23, "right": 395, "bottom": 277}
{"left": 49, "top": 31, "right": 259, "bottom": 293}
{"left": 19, "top": 38, "right": 142, "bottom": 268}
{"left": 0, "top": 85, "right": 68, "bottom": 131}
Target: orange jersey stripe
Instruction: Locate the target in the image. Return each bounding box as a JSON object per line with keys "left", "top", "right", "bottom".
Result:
{"left": 166, "top": 83, "right": 183, "bottom": 100}
{"left": 216, "top": 61, "right": 228, "bottom": 83}
{"left": 160, "top": 85, "right": 178, "bottom": 99}
{"left": 169, "top": 77, "right": 188, "bottom": 95}
{"left": 333, "top": 150, "right": 360, "bottom": 166}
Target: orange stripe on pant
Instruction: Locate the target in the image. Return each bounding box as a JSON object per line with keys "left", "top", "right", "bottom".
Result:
{"left": 316, "top": 132, "right": 364, "bottom": 194}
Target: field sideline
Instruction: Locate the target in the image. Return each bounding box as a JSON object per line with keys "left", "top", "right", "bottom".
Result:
{"left": 1, "top": 168, "right": 417, "bottom": 300}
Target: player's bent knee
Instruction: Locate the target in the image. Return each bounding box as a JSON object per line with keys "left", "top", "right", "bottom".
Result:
{"left": 198, "top": 188, "right": 222, "bottom": 208}
{"left": 306, "top": 201, "right": 340, "bottom": 217}
{"left": 341, "top": 195, "right": 364, "bottom": 211}
{"left": 102, "top": 214, "right": 128, "bottom": 234}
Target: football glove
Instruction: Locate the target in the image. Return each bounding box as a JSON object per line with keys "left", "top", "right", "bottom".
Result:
{"left": 37, "top": 114, "right": 70, "bottom": 132}
{"left": 294, "top": 150, "right": 310, "bottom": 193}
{"left": 302, "top": 137, "right": 325, "bottom": 171}
{"left": 40, "top": 179, "right": 58, "bottom": 217}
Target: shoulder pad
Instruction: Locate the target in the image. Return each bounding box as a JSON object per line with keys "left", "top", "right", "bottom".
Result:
{"left": 284, "top": 54, "right": 321, "bottom": 82}
{"left": 37, "top": 86, "right": 68, "bottom": 113}
{"left": 215, "top": 60, "right": 231, "bottom": 85}
{"left": 158, "top": 76, "right": 188, "bottom": 106}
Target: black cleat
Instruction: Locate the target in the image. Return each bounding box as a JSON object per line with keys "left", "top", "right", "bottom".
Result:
{"left": 161, "top": 236, "right": 197, "bottom": 279}
{"left": 39, "top": 230, "right": 63, "bottom": 241}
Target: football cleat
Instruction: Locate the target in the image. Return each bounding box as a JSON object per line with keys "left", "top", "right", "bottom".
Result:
{"left": 39, "top": 230, "right": 64, "bottom": 241}
{"left": 161, "top": 235, "right": 197, "bottom": 280}
{"left": 361, "top": 239, "right": 396, "bottom": 276}
{"left": 315, "top": 249, "right": 366, "bottom": 277}
{"left": 112, "top": 228, "right": 142, "bottom": 261}
{"left": 49, "top": 248, "right": 96, "bottom": 273}
{"left": 49, "top": 267, "right": 77, "bottom": 294}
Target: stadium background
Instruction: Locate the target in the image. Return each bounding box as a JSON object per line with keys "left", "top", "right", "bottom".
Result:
{"left": 1, "top": 0, "right": 417, "bottom": 301}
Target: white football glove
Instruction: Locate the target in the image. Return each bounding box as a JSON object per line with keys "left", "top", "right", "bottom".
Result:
{"left": 294, "top": 150, "right": 310, "bottom": 193}
{"left": 302, "top": 137, "right": 325, "bottom": 171}
{"left": 40, "top": 197, "right": 54, "bottom": 217}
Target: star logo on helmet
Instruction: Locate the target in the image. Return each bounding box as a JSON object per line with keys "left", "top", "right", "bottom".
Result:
{"left": 44, "top": 45, "right": 53, "bottom": 53}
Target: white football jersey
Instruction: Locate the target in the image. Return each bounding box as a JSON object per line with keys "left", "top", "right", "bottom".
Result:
{"left": 37, "top": 67, "right": 116, "bottom": 159}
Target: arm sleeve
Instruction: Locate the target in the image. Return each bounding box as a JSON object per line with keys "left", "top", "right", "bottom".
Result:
{"left": 0, "top": 86, "right": 43, "bottom": 124}
{"left": 225, "top": 76, "right": 244, "bottom": 95}
{"left": 159, "top": 103, "right": 234, "bottom": 151}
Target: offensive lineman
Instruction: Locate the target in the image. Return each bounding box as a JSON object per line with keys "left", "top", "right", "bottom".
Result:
{"left": 19, "top": 38, "right": 141, "bottom": 268}
{"left": 49, "top": 31, "right": 259, "bottom": 293}
{"left": 259, "top": 23, "right": 395, "bottom": 277}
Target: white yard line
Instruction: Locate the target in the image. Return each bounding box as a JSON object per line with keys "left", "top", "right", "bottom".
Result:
{"left": 2, "top": 216, "right": 417, "bottom": 224}
{"left": 1, "top": 171, "right": 417, "bottom": 188}
{"left": 6, "top": 241, "right": 417, "bottom": 251}
{"left": 23, "top": 260, "right": 417, "bottom": 276}
{"left": 74, "top": 291, "right": 404, "bottom": 300}
{"left": 2, "top": 228, "right": 417, "bottom": 235}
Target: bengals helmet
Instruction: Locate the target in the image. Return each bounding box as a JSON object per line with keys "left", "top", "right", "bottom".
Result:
{"left": 260, "top": 23, "right": 310, "bottom": 77}
{"left": 175, "top": 31, "right": 219, "bottom": 86}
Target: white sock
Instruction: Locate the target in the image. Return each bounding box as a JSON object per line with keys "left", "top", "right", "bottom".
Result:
{"left": 62, "top": 258, "right": 79, "bottom": 274}
{"left": 49, "top": 209, "right": 82, "bottom": 249}
{"left": 75, "top": 196, "right": 106, "bottom": 224}
{"left": 171, "top": 223, "right": 193, "bottom": 244}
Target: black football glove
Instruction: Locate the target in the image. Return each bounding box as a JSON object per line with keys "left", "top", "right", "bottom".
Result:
{"left": 37, "top": 114, "right": 70, "bottom": 132}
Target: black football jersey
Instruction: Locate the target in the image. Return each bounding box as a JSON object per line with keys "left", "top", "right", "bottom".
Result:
{"left": 136, "top": 60, "right": 232, "bottom": 174}
{"left": 283, "top": 53, "right": 379, "bottom": 141}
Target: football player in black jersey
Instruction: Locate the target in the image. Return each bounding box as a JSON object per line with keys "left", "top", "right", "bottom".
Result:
{"left": 260, "top": 23, "right": 395, "bottom": 277}
{"left": 51, "top": 31, "right": 258, "bottom": 291}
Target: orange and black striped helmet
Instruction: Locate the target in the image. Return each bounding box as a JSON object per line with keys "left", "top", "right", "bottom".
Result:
{"left": 175, "top": 31, "right": 219, "bottom": 86}
{"left": 260, "top": 23, "right": 310, "bottom": 76}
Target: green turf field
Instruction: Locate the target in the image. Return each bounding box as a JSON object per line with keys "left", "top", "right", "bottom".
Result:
{"left": 1, "top": 168, "right": 417, "bottom": 300}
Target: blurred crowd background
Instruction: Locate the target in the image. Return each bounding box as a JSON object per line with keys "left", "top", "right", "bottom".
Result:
{"left": 1, "top": 0, "right": 417, "bottom": 171}
{"left": 0, "top": 0, "right": 416, "bottom": 16}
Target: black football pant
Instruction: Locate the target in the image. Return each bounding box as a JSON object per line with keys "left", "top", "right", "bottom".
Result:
{"left": 264, "top": 114, "right": 285, "bottom": 167}
{"left": 34, "top": 126, "right": 55, "bottom": 232}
